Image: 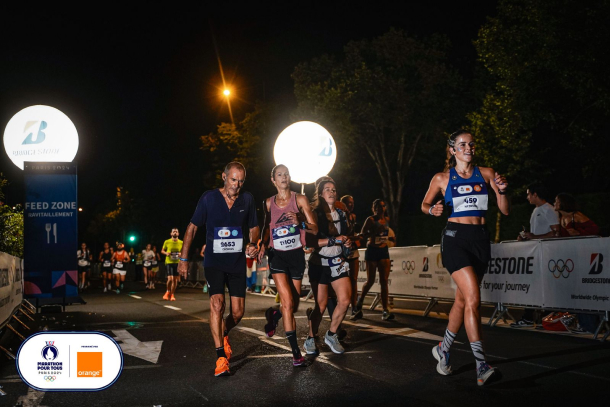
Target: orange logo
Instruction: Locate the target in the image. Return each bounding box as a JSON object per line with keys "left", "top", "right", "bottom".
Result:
{"left": 77, "top": 352, "right": 102, "bottom": 378}
{"left": 474, "top": 185, "right": 482, "bottom": 192}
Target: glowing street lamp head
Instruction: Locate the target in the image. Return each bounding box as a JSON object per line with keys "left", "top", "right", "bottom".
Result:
{"left": 273, "top": 121, "right": 337, "bottom": 184}
{"left": 223, "top": 89, "right": 231, "bottom": 97}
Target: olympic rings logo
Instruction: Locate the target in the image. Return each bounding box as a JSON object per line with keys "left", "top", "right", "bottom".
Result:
{"left": 548, "top": 259, "right": 574, "bottom": 279}
{"left": 402, "top": 260, "right": 415, "bottom": 274}
{"left": 44, "top": 376, "right": 56, "bottom": 382}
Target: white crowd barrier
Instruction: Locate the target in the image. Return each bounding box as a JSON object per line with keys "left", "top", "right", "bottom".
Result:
{"left": 0, "top": 252, "right": 24, "bottom": 329}
{"left": 356, "top": 236, "right": 610, "bottom": 313}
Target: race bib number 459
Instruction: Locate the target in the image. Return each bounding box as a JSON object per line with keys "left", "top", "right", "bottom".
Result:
{"left": 213, "top": 227, "right": 243, "bottom": 253}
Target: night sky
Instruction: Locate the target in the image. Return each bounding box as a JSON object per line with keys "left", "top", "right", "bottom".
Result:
{"left": 1, "top": 2, "right": 497, "bottom": 248}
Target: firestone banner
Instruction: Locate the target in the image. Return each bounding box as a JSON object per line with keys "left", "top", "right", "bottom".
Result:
{"left": 480, "top": 240, "right": 541, "bottom": 306}
{"left": 355, "top": 237, "right": 609, "bottom": 312}
{"left": 24, "top": 163, "right": 78, "bottom": 298}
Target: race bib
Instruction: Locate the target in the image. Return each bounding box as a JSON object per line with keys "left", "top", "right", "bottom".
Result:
{"left": 321, "top": 255, "right": 349, "bottom": 278}
{"left": 452, "top": 194, "right": 488, "bottom": 213}
{"left": 374, "top": 234, "right": 388, "bottom": 245}
{"left": 103, "top": 261, "right": 111, "bottom": 267}
{"left": 115, "top": 262, "right": 123, "bottom": 269}
{"left": 272, "top": 225, "right": 302, "bottom": 251}
{"left": 170, "top": 252, "right": 180, "bottom": 261}
{"left": 78, "top": 259, "right": 89, "bottom": 267}
{"left": 213, "top": 227, "right": 243, "bottom": 253}
{"left": 143, "top": 261, "right": 152, "bottom": 267}
{"left": 451, "top": 183, "right": 488, "bottom": 213}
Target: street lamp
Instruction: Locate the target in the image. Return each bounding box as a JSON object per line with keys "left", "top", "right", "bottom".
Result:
{"left": 223, "top": 89, "right": 230, "bottom": 97}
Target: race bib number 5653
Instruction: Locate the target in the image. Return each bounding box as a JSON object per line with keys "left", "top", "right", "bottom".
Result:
{"left": 213, "top": 227, "right": 243, "bottom": 253}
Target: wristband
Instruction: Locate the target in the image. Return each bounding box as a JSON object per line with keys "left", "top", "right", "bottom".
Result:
{"left": 179, "top": 257, "right": 189, "bottom": 262}
{"left": 498, "top": 190, "right": 507, "bottom": 195}
{"left": 428, "top": 206, "right": 434, "bottom": 215}
{"left": 327, "top": 237, "right": 336, "bottom": 247}
{"left": 301, "top": 221, "right": 307, "bottom": 230}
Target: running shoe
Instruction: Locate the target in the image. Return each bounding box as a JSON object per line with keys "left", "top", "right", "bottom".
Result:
{"left": 350, "top": 309, "right": 363, "bottom": 320}
{"left": 432, "top": 342, "right": 452, "bottom": 375}
{"left": 303, "top": 337, "right": 318, "bottom": 355}
{"left": 324, "top": 331, "right": 345, "bottom": 354}
{"left": 120, "top": 283, "right": 124, "bottom": 290}
{"left": 275, "top": 293, "right": 281, "bottom": 303}
{"left": 477, "top": 363, "right": 497, "bottom": 386}
{"left": 103, "top": 287, "right": 107, "bottom": 293}
{"left": 382, "top": 311, "right": 395, "bottom": 321}
{"left": 170, "top": 295, "right": 176, "bottom": 301}
{"left": 264, "top": 307, "right": 279, "bottom": 338}
{"left": 214, "top": 357, "right": 230, "bottom": 377}
{"left": 224, "top": 335, "right": 232, "bottom": 361}
{"left": 116, "top": 289, "right": 120, "bottom": 294}
{"left": 163, "top": 291, "right": 170, "bottom": 300}
{"left": 510, "top": 319, "right": 534, "bottom": 328}
{"left": 107, "top": 283, "right": 111, "bottom": 290}
{"left": 293, "top": 355, "right": 306, "bottom": 367}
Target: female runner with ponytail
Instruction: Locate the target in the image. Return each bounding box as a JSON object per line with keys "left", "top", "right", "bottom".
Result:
{"left": 422, "top": 129, "right": 509, "bottom": 386}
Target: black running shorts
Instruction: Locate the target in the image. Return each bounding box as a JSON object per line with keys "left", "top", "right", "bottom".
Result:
{"left": 308, "top": 263, "right": 349, "bottom": 285}
{"left": 365, "top": 246, "right": 390, "bottom": 262}
{"left": 268, "top": 249, "right": 306, "bottom": 280}
{"left": 440, "top": 222, "right": 491, "bottom": 278}
{"left": 205, "top": 267, "right": 247, "bottom": 298}
{"left": 166, "top": 263, "right": 179, "bottom": 277}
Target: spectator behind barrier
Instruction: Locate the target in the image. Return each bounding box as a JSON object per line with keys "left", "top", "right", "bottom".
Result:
{"left": 553, "top": 193, "right": 600, "bottom": 237}
{"left": 517, "top": 184, "right": 560, "bottom": 241}
{"left": 511, "top": 184, "right": 559, "bottom": 328}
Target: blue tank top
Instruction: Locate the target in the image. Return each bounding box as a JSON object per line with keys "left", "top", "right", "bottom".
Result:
{"left": 445, "top": 166, "right": 489, "bottom": 218}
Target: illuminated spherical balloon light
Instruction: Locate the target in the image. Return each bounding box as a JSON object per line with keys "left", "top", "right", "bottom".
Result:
{"left": 3, "top": 105, "right": 79, "bottom": 170}
{"left": 273, "top": 121, "right": 337, "bottom": 184}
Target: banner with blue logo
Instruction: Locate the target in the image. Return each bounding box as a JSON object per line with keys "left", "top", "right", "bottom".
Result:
{"left": 24, "top": 163, "right": 78, "bottom": 298}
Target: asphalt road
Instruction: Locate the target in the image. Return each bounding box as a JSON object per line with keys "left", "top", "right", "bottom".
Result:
{"left": 1, "top": 281, "right": 609, "bottom": 406}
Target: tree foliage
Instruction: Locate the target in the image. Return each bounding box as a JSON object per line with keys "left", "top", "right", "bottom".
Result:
{"left": 0, "top": 174, "right": 24, "bottom": 257}
{"left": 292, "top": 29, "right": 463, "bottom": 232}
{"left": 200, "top": 102, "right": 290, "bottom": 195}
{"left": 472, "top": 0, "right": 610, "bottom": 191}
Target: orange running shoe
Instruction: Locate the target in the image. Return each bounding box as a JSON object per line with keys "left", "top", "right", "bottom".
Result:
{"left": 170, "top": 294, "right": 176, "bottom": 301}
{"left": 224, "top": 335, "right": 232, "bottom": 361}
{"left": 214, "top": 357, "right": 230, "bottom": 377}
{"left": 162, "top": 291, "right": 170, "bottom": 300}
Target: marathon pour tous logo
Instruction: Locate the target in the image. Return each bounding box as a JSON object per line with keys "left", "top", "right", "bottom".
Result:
{"left": 589, "top": 253, "right": 604, "bottom": 275}
{"left": 42, "top": 341, "right": 58, "bottom": 360}
{"left": 548, "top": 259, "right": 574, "bottom": 279}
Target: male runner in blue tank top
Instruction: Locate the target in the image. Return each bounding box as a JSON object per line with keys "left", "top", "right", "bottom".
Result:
{"left": 178, "top": 162, "right": 260, "bottom": 377}
{"left": 422, "top": 129, "right": 509, "bottom": 386}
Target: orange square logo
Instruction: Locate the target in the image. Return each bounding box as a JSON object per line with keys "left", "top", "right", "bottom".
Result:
{"left": 77, "top": 352, "right": 103, "bottom": 378}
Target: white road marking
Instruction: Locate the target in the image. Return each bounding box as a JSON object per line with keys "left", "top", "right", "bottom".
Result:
{"left": 129, "top": 295, "right": 142, "bottom": 299}
{"left": 234, "top": 326, "right": 282, "bottom": 339}
{"left": 342, "top": 320, "right": 446, "bottom": 342}
{"left": 112, "top": 330, "right": 163, "bottom": 364}
{"left": 164, "top": 305, "right": 182, "bottom": 310}
{"left": 16, "top": 387, "right": 46, "bottom": 406}
{"left": 247, "top": 350, "right": 377, "bottom": 358}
